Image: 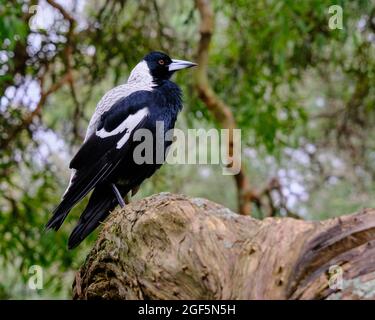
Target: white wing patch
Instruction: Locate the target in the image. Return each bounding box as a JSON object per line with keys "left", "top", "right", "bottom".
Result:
{"left": 84, "top": 61, "right": 155, "bottom": 142}
{"left": 116, "top": 108, "right": 149, "bottom": 149}
{"left": 95, "top": 107, "right": 149, "bottom": 149}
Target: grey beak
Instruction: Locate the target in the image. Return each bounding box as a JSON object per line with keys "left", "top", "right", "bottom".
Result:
{"left": 169, "top": 59, "right": 197, "bottom": 72}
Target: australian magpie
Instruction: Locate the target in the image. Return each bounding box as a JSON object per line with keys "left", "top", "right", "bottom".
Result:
{"left": 45, "top": 51, "right": 196, "bottom": 249}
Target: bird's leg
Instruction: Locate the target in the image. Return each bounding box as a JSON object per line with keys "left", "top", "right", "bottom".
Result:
{"left": 111, "top": 183, "right": 125, "bottom": 208}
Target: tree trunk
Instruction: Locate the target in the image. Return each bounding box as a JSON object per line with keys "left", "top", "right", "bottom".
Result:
{"left": 73, "top": 193, "right": 375, "bottom": 300}
{"left": 194, "top": 0, "right": 253, "bottom": 215}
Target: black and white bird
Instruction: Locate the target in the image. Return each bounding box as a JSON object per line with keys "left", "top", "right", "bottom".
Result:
{"left": 46, "top": 52, "right": 196, "bottom": 249}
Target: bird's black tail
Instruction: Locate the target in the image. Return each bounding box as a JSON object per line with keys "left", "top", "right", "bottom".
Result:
{"left": 68, "top": 184, "right": 123, "bottom": 249}
{"left": 45, "top": 197, "right": 75, "bottom": 231}
{"left": 45, "top": 162, "right": 115, "bottom": 231}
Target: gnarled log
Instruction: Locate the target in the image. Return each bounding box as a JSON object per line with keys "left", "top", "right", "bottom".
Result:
{"left": 73, "top": 193, "right": 375, "bottom": 300}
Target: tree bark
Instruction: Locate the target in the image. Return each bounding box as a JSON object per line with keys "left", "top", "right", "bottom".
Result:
{"left": 194, "top": 0, "right": 253, "bottom": 215}
{"left": 73, "top": 193, "right": 375, "bottom": 300}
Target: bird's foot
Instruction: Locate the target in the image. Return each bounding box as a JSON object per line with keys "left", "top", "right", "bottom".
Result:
{"left": 111, "top": 183, "right": 126, "bottom": 208}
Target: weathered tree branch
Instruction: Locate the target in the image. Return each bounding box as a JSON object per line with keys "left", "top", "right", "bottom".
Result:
{"left": 194, "top": 0, "right": 253, "bottom": 215}
{"left": 194, "top": 0, "right": 289, "bottom": 217}
{"left": 73, "top": 193, "right": 375, "bottom": 300}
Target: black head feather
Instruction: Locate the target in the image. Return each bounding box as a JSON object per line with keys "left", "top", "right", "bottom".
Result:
{"left": 143, "top": 51, "right": 174, "bottom": 81}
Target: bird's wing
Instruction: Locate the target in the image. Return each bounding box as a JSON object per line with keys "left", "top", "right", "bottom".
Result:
{"left": 46, "top": 90, "right": 152, "bottom": 231}
{"left": 84, "top": 83, "right": 130, "bottom": 141}
{"left": 63, "top": 81, "right": 154, "bottom": 197}
{"left": 62, "top": 84, "right": 132, "bottom": 198}
{"left": 84, "top": 81, "right": 153, "bottom": 141}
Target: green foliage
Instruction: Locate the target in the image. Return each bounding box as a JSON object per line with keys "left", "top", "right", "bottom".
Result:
{"left": 0, "top": 1, "right": 28, "bottom": 48}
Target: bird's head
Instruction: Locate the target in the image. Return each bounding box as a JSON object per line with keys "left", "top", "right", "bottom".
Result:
{"left": 144, "top": 51, "right": 197, "bottom": 82}
{"left": 128, "top": 51, "right": 196, "bottom": 85}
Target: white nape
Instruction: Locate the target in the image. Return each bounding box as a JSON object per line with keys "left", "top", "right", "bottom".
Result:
{"left": 127, "top": 60, "right": 155, "bottom": 87}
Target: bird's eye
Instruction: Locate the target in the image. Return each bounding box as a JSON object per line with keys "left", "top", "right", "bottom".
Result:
{"left": 158, "top": 59, "right": 165, "bottom": 65}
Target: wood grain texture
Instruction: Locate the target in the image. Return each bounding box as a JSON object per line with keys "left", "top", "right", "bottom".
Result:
{"left": 73, "top": 193, "right": 375, "bottom": 300}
